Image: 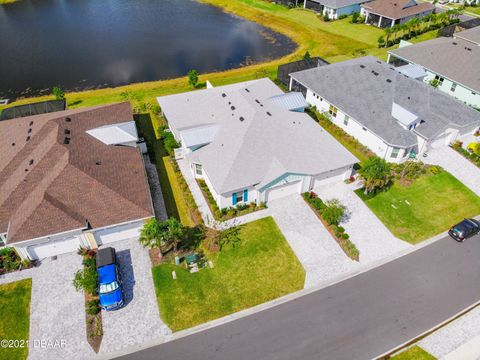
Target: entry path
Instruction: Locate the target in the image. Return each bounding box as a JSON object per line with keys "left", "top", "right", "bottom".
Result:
{"left": 117, "top": 234, "right": 480, "bottom": 360}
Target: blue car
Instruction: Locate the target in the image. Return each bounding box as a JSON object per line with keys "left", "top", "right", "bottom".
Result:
{"left": 96, "top": 247, "right": 124, "bottom": 311}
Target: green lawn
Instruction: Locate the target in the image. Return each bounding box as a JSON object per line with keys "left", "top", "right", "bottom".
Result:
{"left": 391, "top": 346, "right": 436, "bottom": 360}
{"left": 356, "top": 171, "right": 480, "bottom": 244}
{"left": 0, "top": 279, "right": 32, "bottom": 360}
{"left": 152, "top": 217, "right": 305, "bottom": 331}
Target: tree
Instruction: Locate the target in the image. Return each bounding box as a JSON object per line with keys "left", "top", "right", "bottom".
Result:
{"left": 164, "top": 217, "right": 185, "bottom": 252}
{"left": 384, "top": 27, "right": 393, "bottom": 48}
{"left": 139, "top": 218, "right": 166, "bottom": 259}
{"left": 351, "top": 11, "right": 360, "bottom": 24}
{"left": 378, "top": 35, "right": 385, "bottom": 48}
{"left": 358, "top": 156, "right": 392, "bottom": 194}
{"left": 188, "top": 69, "right": 199, "bottom": 88}
{"left": 52, "top": 86, "right": 65, "bottom": 100}
{"left": 303, "top": 51, "right": 311, "bottom": 60}
{"left": 73, "top": 261, "right": 98, "bottom": 295}
{"left": 322, "top": 199, "right": 346, "bottom": 225}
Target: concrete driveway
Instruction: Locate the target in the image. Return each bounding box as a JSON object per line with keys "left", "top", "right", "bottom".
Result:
{"left": 99, "top": 238, "right": 171, "bottom": 354}
{"left": 424, "top": 146, "right": 480, "bottom": 197}
{"left": 267, "top": 195, "right": 359, "bottom": 288}
{"left": 0, "top": 253, "right": 94, "bottom": 360}
{"left": 314, "top": 182, "right": 411, "bottom": 264}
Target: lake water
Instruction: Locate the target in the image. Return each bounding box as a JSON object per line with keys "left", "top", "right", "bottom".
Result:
{"left": 0, "top": 0, "right": 295, "bottom": 98}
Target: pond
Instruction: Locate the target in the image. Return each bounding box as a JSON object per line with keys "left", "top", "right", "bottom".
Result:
{"left": 0, "top": 0, "right": 295, "bottom": 99}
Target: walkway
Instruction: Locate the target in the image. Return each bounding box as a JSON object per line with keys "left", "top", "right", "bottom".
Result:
{"left": 267, "top": 195, "right": 359, "bottom": 288}
{"left": 424, "top": 146, "right": 480, "bottom": 197}
{"left": 314, "top": 182, "right": 411, "bottom": 265}
{"left": 143, "top": 154, "right": 168, "bottom": 221}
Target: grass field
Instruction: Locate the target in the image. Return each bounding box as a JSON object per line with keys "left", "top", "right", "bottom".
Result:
{"left": 152, "top": 217, "right": 305, "bottom": 331}
{"left": 355, "top": 171, "right": 480, "bottom": 244}
{"left": 391, "top": 346, "right": 436, "bottom": 360}
{"left": 0, "top": 0, "right": 440, "bottom": 116}
{"left": 0, "top": 279, "right": 32, "bottom": 360}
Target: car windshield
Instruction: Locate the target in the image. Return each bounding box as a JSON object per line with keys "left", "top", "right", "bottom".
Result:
{"left": 453, "top": 227, "right": 464, "bottom": 236}
{"left": 99, "top": 281, "right": 119, "bottom": 294}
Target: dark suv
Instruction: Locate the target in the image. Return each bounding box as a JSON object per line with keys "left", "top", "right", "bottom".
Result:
{"left": 448, "top": 219, "right": 480, "bottom": 242}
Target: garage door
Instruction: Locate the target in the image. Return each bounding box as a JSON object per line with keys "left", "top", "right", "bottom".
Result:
{"left": 94, "top": 223, "right": 142, "bottom": 246}
{"left": 28, "top": 236, "right": 80, "bottom": 260}
{"left": 313, "top": 169, "right": 348, "bottom": 189}
{"left": 265, "top": 180, "right": 301, "bottom": 202}
{"left": 430, "top": 133, "right": 454, "bottom": 149}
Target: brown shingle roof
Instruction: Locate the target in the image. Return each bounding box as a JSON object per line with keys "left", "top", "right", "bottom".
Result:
{"left": 0, "top": 102, "right": 153, "bottom": 244}
{"left": 362, "top": 0, "right": 434, "bottom": 20}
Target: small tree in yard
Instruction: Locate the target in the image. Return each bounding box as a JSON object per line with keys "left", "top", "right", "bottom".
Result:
{"left": 73, "top": 258, "right": 98, "bottom": 295}
{"left": 52, "top": 86, "right": 65, "bottom": 100}
{"left": 358, "top": 156, "right": 392, "bottom": 194}
{"left": 303, "top": 51, "right": 311, "bottom": 60}
{"left": 322, "top": 199, "right": 346, "bottom": 225}
{"left": 164, "top": 217, "right": 185, "bottom": 252}
{"left": 139, "top": 217, "right": 185, "bottom": 258}
{"left": 188, "top": 69, "right": 199, "bottom": 88}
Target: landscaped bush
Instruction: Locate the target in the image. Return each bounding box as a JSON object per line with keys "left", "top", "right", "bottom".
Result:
{"left": 0, "top": 248, "right": 29, "bottom": 274}
{"left": 86, "top": 299, "right": 100, "bottom": 315}
{"left": 322, "top": 199, "right": 346, "bottom": 225}
{"left": 159, "top": 127, "right": 179, "bottom": 156}
{"left": 358, "top": 156, "right": 392, "bottom": 194}
{"left": 391, "top": 161, "right": 427, "bottom": 183}
{"left": 338, "top": 14, "right": 348, "bottom": 20}
{"left": 452, "top": 144, "right": 480, "bottom": 168}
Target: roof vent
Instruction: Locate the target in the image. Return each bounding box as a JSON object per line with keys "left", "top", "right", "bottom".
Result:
{"left": 26, "top": 136, "right": 31, "bottom": 141}
{"left": 266, "top": 111, "right": 272, "bottom": 116}
{"left": 386, "top": 79, "right": 392, "bottom": 83}
{"left": 29, "top": 159, "right": 34, "bottom": 165}
{"left": 239, "top": 116, "right": 245, "bottom": 122}
{"left": 25, "top": 169, "right": 28, "bottom": 172}
{"left": 95, "top": 161, "right": 101, "bottom": 165}
{"left": 228, "top": 101, "right": 231, "bottom": 105}
{"left": 245, "top": 88, "right": 250, "bottom": 93}
{"left": 65, "top": 117, "right": 71, "bottom": 122}
{"left": 465, "top": 47, "right": 472, "bottom": 51}
{"left": 63, "top": 137, "right": 70, "bottom": 145}
{"left": 360, "top": 65, "right": 365, "bottom": 69}
{"left": 371, "top": 70, "right": 379, "bottom": 76}
{"left": 221, "top": 93, "right": 226, "bottom": 98}
{"left": 64, "top": 129, "right": 70, "bottom": 135}
{"left": 376, "top": 60, "right": 381, "bottom": 64}
{"left": 452, "top": 42, "right": 457, "bottom": 45}
{"left": 29, "top": 121, "right": 34, "bottom": 126}
{"left": 231, "top": 106, "right": 235, "bottom": 111}
{"left": 11, "top": 143, "right": 15, "bottom": 146}
{"left": 27, "top": 128, "right": 32, "bottom": 133}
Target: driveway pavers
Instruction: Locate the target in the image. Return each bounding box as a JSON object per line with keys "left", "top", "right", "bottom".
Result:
{"left": 267, "top": 195, "right": 359, "bottom": 288}
{"left": 0, "top": 253, "right": 93, "bottom": 360}
{"left": 99, "top": 238, "right": 171, "bottom": 354}
{"left": 424, "top": 146, "right": 480, "bottom": 197}
{"left": 314, "top": 182, "right": 411, "bottom": 264}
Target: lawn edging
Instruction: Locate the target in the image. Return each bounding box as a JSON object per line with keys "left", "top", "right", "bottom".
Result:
{"left": 302, "top": 192, "right": 360, "bottom": 261}
{"left": 196, "top": 179, "right": 267, "bottom": 221}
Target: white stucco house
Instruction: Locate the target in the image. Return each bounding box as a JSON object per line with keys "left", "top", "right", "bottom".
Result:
{"left": 157, "top": 78, "right": 358, "bottom": 210}
{"left": 304, "top": 0, "right": 370, "bottom": 20}
{"left": 289, "top": 56, "right": 480, "bottom": 163}
{"left": 388, "top": 27, "right": 480, "bottom": 109}
{"left": 0, "top": 103, "right": 154, "bottom": 260}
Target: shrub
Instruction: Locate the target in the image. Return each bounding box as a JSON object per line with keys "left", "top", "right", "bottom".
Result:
{"left": 86, "top": 300, "right": 100, "bottom": 315}
{"left": 322, "top": 199, "right": 346, "bottom": 225}
{"left": 342, "top": 233, "right": 350, "bottom": 240}
{"left": 160, "top": 129, "right": 179, "bottom": 156}
{"left": 429, "top": 165, "right": 443, "bottom": 175}
{"left": 338, "top": 14, "right": 348, "bottom": 19}
{"left": 358, "top": 156, "right": 392, "bottom": 194}
{"left": 351, "top": 11, "right": 360, "bottom": 23}
{"left": 337, "top": 226, "right": 345, "bottom": 233}
{"left": 451, "top": 140, "right": 463, "bottom": 149}
{"left": 391, "top": 161, "right": 426, "bottom": 181}
{"left": 236, "top": 203, "right": 249, "bottom": 211}
{"left": 73, "top": 264, "right": 98, "bottom": 295}
{"left": 323, "top": 14, "right": 330, "bottom": 22}
{"left": 311, "top": 197, "right": 326, "bottom": 211}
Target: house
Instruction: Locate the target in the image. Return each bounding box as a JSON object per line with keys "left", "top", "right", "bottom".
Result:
{"left": 388, "top": 27, "right": 480, "bottom": 108}
{"left": 305, "top": 0, "right": 370, "bottom": 20}
{"left": 0, "top": 102, "right": 154, "bottom": 260}
{"left": 157, "top": 78, "right": 358, "bottom": 209}
{"left": 360, "top": 0, "right": 434, "bottom": 28}
{"left": 289, "top": 56, "right": 480, "bottom": 163}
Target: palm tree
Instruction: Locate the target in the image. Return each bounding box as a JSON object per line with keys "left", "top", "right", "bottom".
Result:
{"left": 164, "top": 217, "right": 185, "bottom": 252}
{"left": 384, "top": 27, "right": 393, "bottom": 48}
{"left": 139, "top": 218, "right": 165, "bottom": 260}
{"left": 358, "top": 156, "right": 392, "bottom": 194}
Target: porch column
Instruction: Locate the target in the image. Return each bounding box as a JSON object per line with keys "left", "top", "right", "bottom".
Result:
{"left": 378, "top": 15, "right": 382, "bottom": 27}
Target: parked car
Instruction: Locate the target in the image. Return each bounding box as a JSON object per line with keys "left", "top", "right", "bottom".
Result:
{"left": 96, "top": 247, "right": 124, "bottom": 310}
{"left": 448, "top": 219, "right": 480, "bottom": 242}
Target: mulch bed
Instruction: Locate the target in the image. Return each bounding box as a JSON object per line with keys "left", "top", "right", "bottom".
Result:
{"left": 85, "top": 293, "right": 103, "bottom": 353}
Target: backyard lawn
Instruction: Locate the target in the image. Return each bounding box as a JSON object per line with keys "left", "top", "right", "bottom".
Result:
{"left": 152, "top": 217, "right": 305, "bottom": 331}
{"left": 0, "top": 279, "right": 32, "bottom": 360}
{"left": 391, "top": 346, "right": 436, "bottom": 360}
{"left": 356, "top": 171, "right": 480, "bottom": 244}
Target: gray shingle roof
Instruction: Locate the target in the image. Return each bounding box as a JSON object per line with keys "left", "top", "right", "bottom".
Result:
{"left": 290, "top": 56, "right": 480, "bottom": 146}
{"left": 454, "top": 26, "right": 480, "bottom": 46}
{"left": 389, "top": 36, "right": 480, "bottom": 92}
{"left": 158, "top": 79, "right": 358, "bottom": 194}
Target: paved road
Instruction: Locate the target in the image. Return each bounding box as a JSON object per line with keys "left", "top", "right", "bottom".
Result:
{"left": 117, "top": 234, "right": 480, "bottom": 360}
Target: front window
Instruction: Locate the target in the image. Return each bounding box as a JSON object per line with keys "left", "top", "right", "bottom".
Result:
{"left": 194, "top": 163, "right": 202, "bottom": 176}
{"left": 100, "top": 281, "right": 119, "bottom": 294}
{"left": 236, "top": 191, "right": 244, "bottom": 203}
{"left": 391, "top": 147, "right": 400, "bottom": 158}
{"left": 329, "top": 105, "right": 338, "bottom": 118}
{"left": 344, "top": 115, "right": 349, "bottom": 126}
{"left": 434, "top": 75, "right": 444, "bottom": 86}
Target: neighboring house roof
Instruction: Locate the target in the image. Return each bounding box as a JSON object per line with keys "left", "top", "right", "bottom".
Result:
{"left": 290, "top": 56, "right": 480, "bottom": 147}
{"left": 310, "top": 0, "right": 369, "bottom": 9}
{"left": 361, "top": 0, "right": 434, "bottom": 20}
{"left": 454, "top": 26, "right": 480, "bottom": 46}
{"left": 389, "top": 36, "right": 480, "bottom": 93}
{"left": 0, "top": 100, "right": 66, "bottom": 121}
{"left": 86, "top": 121, "right": 138, "bottom": 145}
{"left": 268, "top": 92, "right": 309, "bottom": 111}
{"left": 396, "top": 63, "right": 427, "bottom": 80}
{"left": 158, "top": 79, "right": 358, "bottom": 194}
{"left": 0, "top": 102, "right": 153, "bottom": 244}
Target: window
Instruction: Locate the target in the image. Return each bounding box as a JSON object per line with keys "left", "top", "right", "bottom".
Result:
{"left": 99, "top": 281, "right": 119, "bottom": 294}
{"left": 434, "top": 75, "right": 444, "bottom": 86}
{"left": 343, "top": 115, "right": 349, "bottom": 126}
{"left": 194, "top": 163, "right": 202, "bottom": 176}
{"left": 232, "top": 190, "right": 248, "bottom": 205}
{"left": 329, "top": 105, "right": 338, "bottom": 118}
{"left": 236, "top": 191, "right": 243, "bottom": 202}
{"left": 391, "top": 147, "right": 400, "bottom": 158}
{"left": 450, "top": 83, "right": 457, "bottom": 92}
